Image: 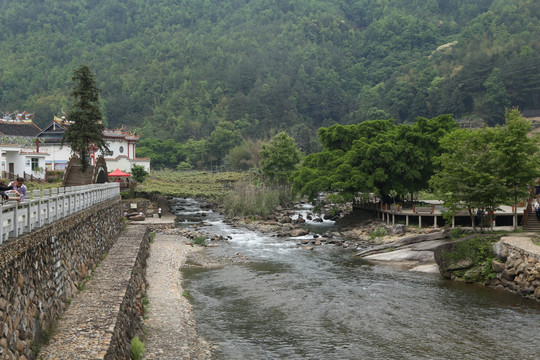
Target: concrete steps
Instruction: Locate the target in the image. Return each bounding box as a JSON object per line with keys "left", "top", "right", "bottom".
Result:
{"left": 63, "top": 164, "right": 95, "bottom": 186}
{"left": 522, "top": 207, "right": 540, "bottom": 231}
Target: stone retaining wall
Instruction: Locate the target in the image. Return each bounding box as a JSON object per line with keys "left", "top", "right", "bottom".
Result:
{"left": 0, "top": 197, "right": 123, "bottom": 359}
{"left": 492, "top": 241, "right": 540, "bottom": 299}
{"left": 104, "top": 225, "right": 149, "bottom": 360}
{"left": 36, "top": 225, "right": 150, "bottom": 360}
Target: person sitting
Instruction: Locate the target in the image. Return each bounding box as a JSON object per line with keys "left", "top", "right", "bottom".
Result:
{"left": 8, "top": 177, "right": 26, "bottom": 202}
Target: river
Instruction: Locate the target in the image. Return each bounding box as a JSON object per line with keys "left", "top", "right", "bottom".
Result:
{"left": 172, "top": 198, "right": 540, "bottom": 360}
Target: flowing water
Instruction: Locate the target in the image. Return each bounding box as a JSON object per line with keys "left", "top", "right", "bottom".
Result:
{"left": 173, "top": 198, "right": 540, "bottom": 360}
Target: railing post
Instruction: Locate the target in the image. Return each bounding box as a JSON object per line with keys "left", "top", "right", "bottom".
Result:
{"left": 35, "top": 189, "right": 43, "bottom": 227}
{"left": 42, "top": 189, "right": 51, "bottom": 225}
{"left": 24, "top": 201, "right": 31, "bottom": 233}
{"left": 0, "top": 205, "right": 3, "bottom": 244}
{"left": 13, "top": 204, "right": 19, "bottom": 239}
{"left": 51, "top": 188, "right": 58, "bottom": 221}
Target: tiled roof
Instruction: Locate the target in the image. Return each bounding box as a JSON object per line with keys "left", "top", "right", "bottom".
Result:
{"left": 522, "top": 109, "right": 540, "bottom": 118}
{"left": 0, "top": 121, "right": 41, "bottom": 136}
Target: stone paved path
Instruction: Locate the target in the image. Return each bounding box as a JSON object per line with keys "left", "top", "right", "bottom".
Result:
{"left": 143, "top": 231, "right": 212, "bottom": 360}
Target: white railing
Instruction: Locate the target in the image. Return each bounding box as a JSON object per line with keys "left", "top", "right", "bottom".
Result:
{"left": 0, "top": 183, "right": 120, "bottom": 244}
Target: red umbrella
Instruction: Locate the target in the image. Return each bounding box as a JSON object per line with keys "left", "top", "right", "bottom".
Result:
{"left": 108, "top": 168, "right": 130, "bottom": 177}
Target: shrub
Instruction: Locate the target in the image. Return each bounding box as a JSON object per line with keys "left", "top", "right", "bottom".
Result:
{"left": 370, "top": 226, "right": 388, "bottom": 239}
{"left": 192, "top": 236, "right": 206, "bottom": 246}
{"left": 131, "top": 336, "right": 145, "bottom": 360}
{"left": 449, "top": 226, "right": 463, "bottom": 239}
{"left": 131, "top": 164, "right": 149, "bottom": 183}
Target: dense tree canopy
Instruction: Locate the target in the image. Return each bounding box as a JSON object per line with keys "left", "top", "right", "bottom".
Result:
{"left": 1, "top": 2, "right": 539, "bottom": 153}
{"left": 292, "top": 115, "right": 457, "bottom": 201}
{"left": 1, "top": 1, "right": 539, "bottom": 169}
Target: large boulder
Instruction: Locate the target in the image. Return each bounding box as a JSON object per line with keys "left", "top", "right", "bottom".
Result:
{"left": 289, "top": 229, "right": 310, "bottom": 237}
{"left": 388, "top": 224, "right": 407, "bottom": 235}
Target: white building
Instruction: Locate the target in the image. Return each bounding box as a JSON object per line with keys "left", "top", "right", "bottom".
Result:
{"left": 37, "top": 117, "right": 150, "bottom": 173}
{"left": 99, "top": 127, "right": 150, "bottom": 173}
{"left": 0, "top": 120, "right": 47, "bottom": 180}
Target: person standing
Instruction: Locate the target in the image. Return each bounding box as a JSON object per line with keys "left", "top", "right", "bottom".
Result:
{"left": 9, "top": 177, "right": 26, "bottom": 202}
{"left": 158, "top": 207, "right": 162, "bottom": 219}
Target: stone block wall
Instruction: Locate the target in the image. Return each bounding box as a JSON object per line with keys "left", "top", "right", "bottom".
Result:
{"left": 0, "top": 197, "right": 123, "bottom": 359}
{"left": 491, "top": 241, "right": 540, "bottom": 299}
{"left": 104, "top": 226, "right": 149, "bottom": 360}
{"left": 122, "top": 199, "right": 152, "bottom": 215}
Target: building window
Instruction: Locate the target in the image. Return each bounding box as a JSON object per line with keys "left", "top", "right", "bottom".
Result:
{"left": 119, "top": 146, "right": 124, "bottom": 154}
{"left": 31, "top": 158, "right": 39, "bottom": 171}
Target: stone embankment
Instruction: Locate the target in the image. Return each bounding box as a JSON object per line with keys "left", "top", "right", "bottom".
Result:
{"left": 38, "top": 224, "right": 150, "bottom": 360}
{"left": 491, "top": 235, "right": 540, "bottom": 299}
{"left": 0, "top": 198, "right": 123, "bottom": 360}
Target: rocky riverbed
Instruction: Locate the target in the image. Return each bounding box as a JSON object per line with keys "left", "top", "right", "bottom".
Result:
{"left": 174, "top": 201, "right": 451, "bottom": 274}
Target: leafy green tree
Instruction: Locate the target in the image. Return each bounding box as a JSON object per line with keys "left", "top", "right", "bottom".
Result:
{"left": 259, "top": 132, "right": 303, "bottom": 184}
{"left": 496, "top": 108, "right": 540, "bottom": 229}
{"left": 225, "top": 139, "right": 263, "bottom": 171}
{"left": 430, "top": 127, "right": 507, "bottom": 232}
{"left": 432, "top": 108, "right": 540, "bottom": 231}
{"left": 131, "top": 164, "right": 149, "bottom": 183}
{"left": 62, "top": 65, "right": 108, "bottom": 172}
{"left": 206, "top": 122, "right": 243, "bottom": 166}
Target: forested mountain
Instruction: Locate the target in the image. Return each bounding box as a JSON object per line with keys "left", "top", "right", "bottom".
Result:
{"left": 1, "top": 0, "right": 539, "bottom": 168}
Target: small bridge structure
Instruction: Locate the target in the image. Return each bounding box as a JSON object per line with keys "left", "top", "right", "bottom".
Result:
{"left": 0, "top": 182, "right": 120, "bottom": 244}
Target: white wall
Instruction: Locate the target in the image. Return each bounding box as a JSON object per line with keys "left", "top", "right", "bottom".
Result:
{"left": 40, "top": 144, "right": 72, "bottom": 170}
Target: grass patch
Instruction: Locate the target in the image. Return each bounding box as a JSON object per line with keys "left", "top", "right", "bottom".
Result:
{"left": 31, "top": 319, "right": 58, "bottom": 355}
{"left": 182, "top": 290, "right": 191, "bottom": 299}
{"left": 416, "top": 191, "right": 440, "bottom": 201}
{"left": 192, "top": 236, "right": 207, "bottom": 246}
{"left": 138, "top": 170, "right": 246, "bottom": 198}
{"left": 130, "top": 336, "right": 145, "bottom": 360}
{"left": 76, "top": 281, "right": 86, "bottom": 291}
{"left": 221, "top": 182, "right": 296, "bottom": 218}
{"left": 149, "top": 232, "right": 156, "bottom": 243}
{"left": 369, "top": 226, "right": 388, "bottom": 239}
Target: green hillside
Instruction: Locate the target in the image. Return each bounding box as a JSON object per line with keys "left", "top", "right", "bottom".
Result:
{"left": 1, "top": 0, "right": 539, "bottom": 168}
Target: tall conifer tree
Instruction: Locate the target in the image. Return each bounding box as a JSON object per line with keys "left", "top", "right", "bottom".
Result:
{"left": 62, "top": 65, "right": 109, "bottom": 172}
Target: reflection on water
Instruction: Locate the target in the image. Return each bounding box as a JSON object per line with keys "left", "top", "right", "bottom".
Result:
{"left": 176, "top": 198, "right": 540, "bottom": 360}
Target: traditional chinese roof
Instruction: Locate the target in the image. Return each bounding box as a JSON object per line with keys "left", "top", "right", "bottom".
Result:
{"left": 35, "top": 118, "right": 68, "bottom": 138}
{"left": 103, "top": 125, "right": 140, "bottom": 140}
{"left": 0, "top": 120, "right": 41, "bottom": 137}
{"left": 522, "top": 109, "right": 540, "bottom": 118}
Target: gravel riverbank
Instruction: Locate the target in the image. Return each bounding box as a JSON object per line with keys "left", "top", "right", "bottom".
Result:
{"left": 143, "top": 231, "right": 212, "bottom": 360}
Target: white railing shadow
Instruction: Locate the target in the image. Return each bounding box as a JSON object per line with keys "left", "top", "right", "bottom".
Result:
{"left": 0, "top": 183, "right": 120, "bottom": 244}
